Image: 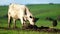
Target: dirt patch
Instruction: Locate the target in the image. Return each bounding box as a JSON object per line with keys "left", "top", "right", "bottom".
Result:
{"left": 22, "top": 25, "right": 60, "bottom": 32}
{"left": 0, "top": 25, "right": 60, "bottom": 32}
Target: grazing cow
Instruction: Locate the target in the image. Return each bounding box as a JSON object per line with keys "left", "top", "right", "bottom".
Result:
{"left": 8, "top": 3, "right": 35, "bottom": 28}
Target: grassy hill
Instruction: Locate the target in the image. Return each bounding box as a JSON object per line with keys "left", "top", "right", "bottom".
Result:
{"left": 0, "top": 4, "right": 60, "bottom": 19}
{"left": 0, "top": 4, "right": 60, "bottom": 34}
{"left": 27, "top": 4, "right": 60, "bottom": 19}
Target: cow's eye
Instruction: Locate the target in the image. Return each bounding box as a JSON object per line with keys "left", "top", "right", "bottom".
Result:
{"left": 30, "top": 16, "right": 32, "bottom": 18}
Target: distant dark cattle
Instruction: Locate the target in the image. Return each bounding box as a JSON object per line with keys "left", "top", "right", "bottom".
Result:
{"left": 46, "top": 17, "right": 57, "bottom": 27}
{"left": 52, "top": 20, "right": 57, "bottom": 27}
{"left": 57, "top": 16, "right": 60, "bottom": 21}
{"left": 46, "top": 17, "right": 53, "bottom": 21}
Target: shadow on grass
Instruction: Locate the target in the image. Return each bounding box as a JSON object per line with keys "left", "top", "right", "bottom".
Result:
{"left": 0, "top": 25, "right": 60, "bottom": 33}
{"left": 0, "top": 27, "right": 21, "bottom": 30}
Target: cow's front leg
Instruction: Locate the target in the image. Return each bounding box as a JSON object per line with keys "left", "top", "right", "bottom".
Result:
{"left": 20, "top": 17, "right": 26, "bottom": 26}
{"left": 20, "top": 18, "right": 24, "bottom": 26}
{"left": 23, "top": 20, "right": 26, "bottom": 27}
{"left": 20, "top": 17, "right": 28, "bottom": 29}
{"left": 13, "top": 18, "right": 16, "bottom": 28}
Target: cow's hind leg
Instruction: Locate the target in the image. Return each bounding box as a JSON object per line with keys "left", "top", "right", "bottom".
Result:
{"left": 8, "top": 15, "right": 11, "bottom": 28}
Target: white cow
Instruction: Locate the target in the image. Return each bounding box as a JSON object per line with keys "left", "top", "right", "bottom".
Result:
{"left": 8, "top": 3, "right": 35, "bottom": 28}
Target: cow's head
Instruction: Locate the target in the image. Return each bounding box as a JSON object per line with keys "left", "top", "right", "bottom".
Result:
{"left": 29, "top": 16, "right": 39, "bottom": 25}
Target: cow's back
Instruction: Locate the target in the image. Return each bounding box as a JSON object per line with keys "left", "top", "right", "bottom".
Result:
{"left": 8, "top": 4, "right": 26, "bottom": 19}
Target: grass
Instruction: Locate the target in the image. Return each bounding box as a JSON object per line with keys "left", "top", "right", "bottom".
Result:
{"left": 0, "top": 4, "right": 60, "bottom": 34}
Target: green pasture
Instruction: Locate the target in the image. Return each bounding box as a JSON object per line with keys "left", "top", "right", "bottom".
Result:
{"left": 0, "top": 4, "right": 60, "bottom": 34}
